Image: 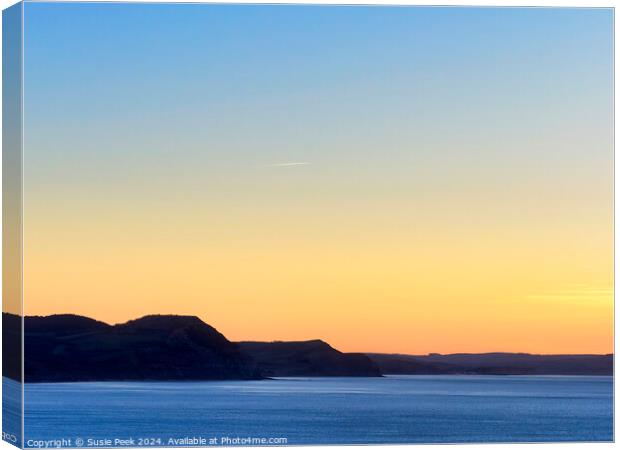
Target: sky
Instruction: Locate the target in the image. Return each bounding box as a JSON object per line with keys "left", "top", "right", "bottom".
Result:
{"left": 21, "top": 3, "right": 613, "bottom": 354}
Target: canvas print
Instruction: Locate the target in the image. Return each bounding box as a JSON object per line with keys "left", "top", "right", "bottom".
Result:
{"left": 2, "top": 2, "right": 614, "bottom": 448}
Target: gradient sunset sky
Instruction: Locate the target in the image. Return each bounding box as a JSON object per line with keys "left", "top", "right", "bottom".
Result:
{"left": 22, "top": 4, "right": 613, "bottom": 354}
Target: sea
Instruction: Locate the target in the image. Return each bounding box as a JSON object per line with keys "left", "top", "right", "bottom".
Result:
{"left": 2, "top": 375, "right": 613, "bottom": 447}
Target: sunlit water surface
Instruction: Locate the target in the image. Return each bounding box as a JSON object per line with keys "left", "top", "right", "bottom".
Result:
{"left": 2, "top": 375, "right": 613, "bottom": 447}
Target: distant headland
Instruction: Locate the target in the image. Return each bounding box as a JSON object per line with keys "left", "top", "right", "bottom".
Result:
{"left": 2, "top": 313, "right": 613, "bottom": 382}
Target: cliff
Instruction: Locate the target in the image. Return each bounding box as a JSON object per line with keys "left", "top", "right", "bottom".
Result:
{"left": 21, "top": 313, "right": 260, "bottom": 381}
{"left": 238, "top": 340, "right": 381, "bottom": 377}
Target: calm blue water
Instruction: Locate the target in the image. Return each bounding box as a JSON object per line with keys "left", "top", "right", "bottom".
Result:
{"left": 4, "top": 375, "right": 614, "bottom": 447}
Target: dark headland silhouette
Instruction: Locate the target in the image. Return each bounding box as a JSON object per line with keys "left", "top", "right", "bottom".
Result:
{"left": 367, "top": 352, "right": 613, "bottom": 376}
{"left": 2, "top": 313, "right": 612, "bottom": 382}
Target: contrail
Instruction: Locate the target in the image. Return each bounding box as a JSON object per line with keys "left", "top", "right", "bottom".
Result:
{"left": 263, "top": 162, "right": 311, "bottom": 167}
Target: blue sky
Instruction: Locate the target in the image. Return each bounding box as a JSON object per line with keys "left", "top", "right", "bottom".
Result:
{"left": 21, "top": 4, "right": 614, "bottom": 353}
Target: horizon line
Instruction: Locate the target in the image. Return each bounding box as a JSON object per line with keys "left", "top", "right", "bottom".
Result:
{"left": 4, "top": 311, "right": 613, "bottom": 357}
